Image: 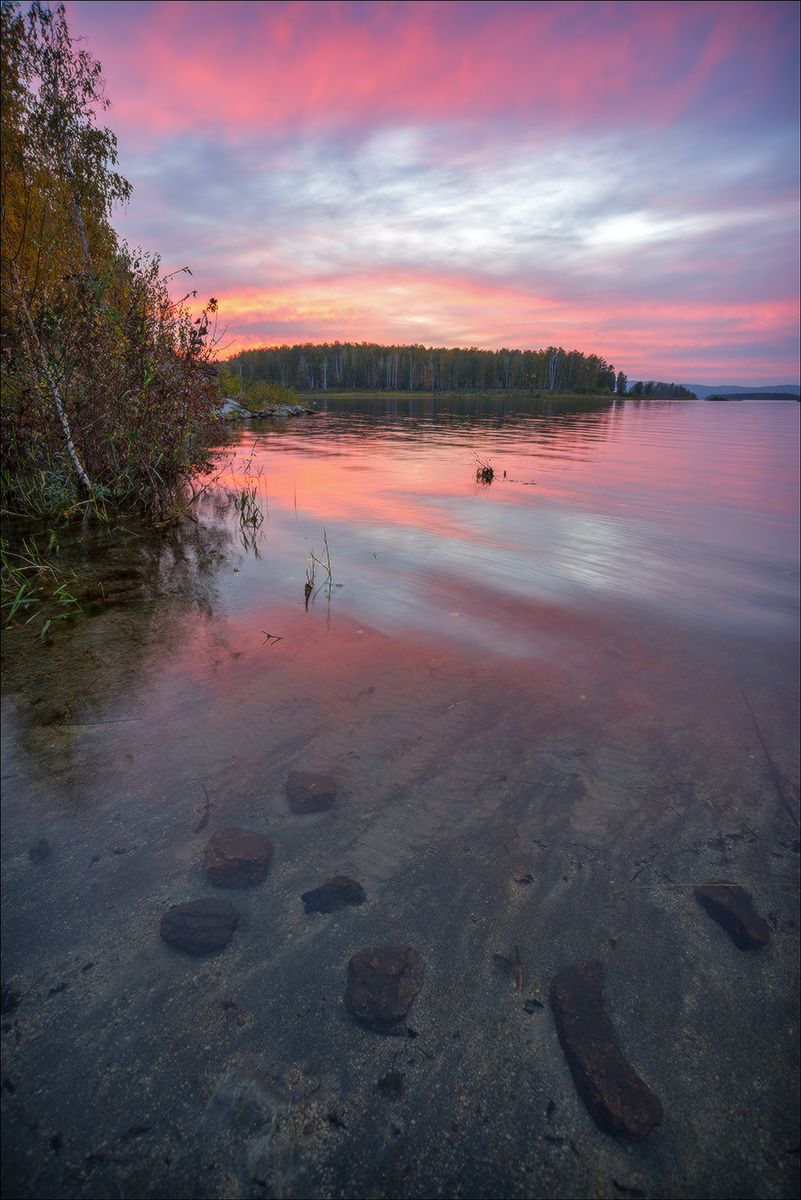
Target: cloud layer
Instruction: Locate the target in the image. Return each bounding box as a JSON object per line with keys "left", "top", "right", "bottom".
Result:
{"left": 67, "top": 0, "right": 799, "bottom": 384}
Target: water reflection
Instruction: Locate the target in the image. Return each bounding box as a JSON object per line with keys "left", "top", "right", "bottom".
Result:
{"left": 2, "top": 509, "right": 235, "bottom": 811}
{"left": 1, "top": 398, "right": 798, "bottom": 1200}
{"left": 209, "top": 400, "right": 798, "bottom": 644}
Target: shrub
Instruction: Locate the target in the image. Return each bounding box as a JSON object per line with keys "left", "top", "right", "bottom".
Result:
{"left": 243, "top": 380, "right": 302, "bottom": 411}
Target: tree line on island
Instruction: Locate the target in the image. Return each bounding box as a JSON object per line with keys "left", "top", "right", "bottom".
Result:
{"left": 220, "top": 343, "right": 696, "bottom": 401}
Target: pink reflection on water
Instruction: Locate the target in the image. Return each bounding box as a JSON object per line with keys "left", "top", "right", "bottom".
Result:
{"left": 215, "top": 402, "right": 797, "bottom": 569}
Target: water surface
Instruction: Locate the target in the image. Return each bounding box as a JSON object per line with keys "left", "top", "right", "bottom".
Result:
{"left": 2, "top": 397, "right": 799, "bottom": 1199}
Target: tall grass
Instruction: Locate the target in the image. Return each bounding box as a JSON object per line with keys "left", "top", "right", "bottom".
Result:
{"left": 1, "top": 532, "right": 82, "bottom": 638}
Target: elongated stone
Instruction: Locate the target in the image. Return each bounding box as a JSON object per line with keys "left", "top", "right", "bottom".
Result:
{"left": 694, "top": 881, "right": 770, "bottom": 950}
{"left": 550, "top": 960, "right": 662, "bottom": 1140}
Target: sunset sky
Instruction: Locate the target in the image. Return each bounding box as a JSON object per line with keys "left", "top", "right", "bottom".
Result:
{"left": 65, "top": 0, "right": 799, "bottom": 385}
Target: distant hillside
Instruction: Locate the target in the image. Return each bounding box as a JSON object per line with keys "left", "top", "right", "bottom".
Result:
{"left": 688, "top": 383, "right": 800, "bottom": 399}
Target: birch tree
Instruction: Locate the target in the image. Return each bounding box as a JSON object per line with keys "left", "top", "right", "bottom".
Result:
{"left": 2, "top": 1, "right": 222, "bottom": 515}
{"left": 2, "top": 0, "right": 129, "bottom": 495}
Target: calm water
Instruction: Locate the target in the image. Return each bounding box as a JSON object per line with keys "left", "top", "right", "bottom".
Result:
{"left": 2, "top": 397, "right": 799, "bottom": 1199}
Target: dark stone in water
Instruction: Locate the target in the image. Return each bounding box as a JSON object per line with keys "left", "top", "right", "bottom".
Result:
{"left": 0, "top": 988, "right": 20, "bottom": 1016}
{"left": 377, "top": 1070, "right": 404, "bottom": 1097}
{"left": 160, "top": 899, "right": 239, "bottom": 954}
{"left": 344, "top": 946, "right": 424, "bottom": 1035}
{"left": 29, "top": 838, "right": 52, "bottom": 864}
{"left": 549, "top": 960, "right": 663, "bottom": 1140}
{"left": 694, "top": 880, "right": 770, "bottom": 950}
{"left": 302, "top": 875, "right": 365, "bottom": 913}
{"left": 286, "top": 771, "right": 337, "bottom": 813}
{"left": 204, "top": 827, "right": 274, "bottom": 888}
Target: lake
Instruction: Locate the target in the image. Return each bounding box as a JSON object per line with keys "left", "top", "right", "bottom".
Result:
{"left": 2, "top": 396, "right": 799, "bottom": 1199}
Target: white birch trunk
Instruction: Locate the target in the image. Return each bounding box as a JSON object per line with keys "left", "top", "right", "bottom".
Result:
{"left": 7, "top": 254, "right": 92, "bottom": 494}
{"left": 53, "top": 77, "right": 93, "bottom": 271}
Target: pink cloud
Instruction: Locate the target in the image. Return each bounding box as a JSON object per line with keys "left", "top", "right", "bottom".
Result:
{"left": 210, "top": 270, "right": 798, "bottom": 383}
{"left": 64, "top": 1, "right": 799, "bottom": 385}
{"left": 69, "top": 0, "right": 793, "bottom": 144}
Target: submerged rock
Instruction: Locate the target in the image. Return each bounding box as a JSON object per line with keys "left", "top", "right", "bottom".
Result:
{"left": 377, "top": 1070, "right": 404, "bottom": 1097}
{"left": 29, "top": 838, "right": 52, "bottom": 864}
{"left": 302, "top": 875, "right": 365, "bottom": 913}
{"left": 286, "top": 771, "right": 337, "bottom": 813}
{"left": 344, "top": 946, "right": 424, "bottom": 1035}
{"left": 694, "top": 881, "right": 770, "bottom": 950}
{"left": 204, "top": 827, "right": 274, "bottom": 888}
{"left": 160, "top": 899, "right": 239, "bottom": 954}
{"left": 549, "top": 960, "right": 663, "bottom": 1140}
{"left": 1, "top": 988, "right": 20, "bottom": 1016}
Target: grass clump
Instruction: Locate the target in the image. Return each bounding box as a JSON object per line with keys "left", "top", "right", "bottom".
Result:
{"left": 1, "top": 531, "right": 82, "bottom": 638}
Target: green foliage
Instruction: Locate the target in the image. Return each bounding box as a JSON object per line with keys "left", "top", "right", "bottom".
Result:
{"left": 1, "top": 2, "right": 225, "bottom": 518}
{"left": 616, "top": 371, "right": 628, "bottom": 396}
{"left": 1, "top": 1, "right": 131, "bottom": 297}
{"left": 242, "top": 379, "right": 302, "bottom": 411}
{"left": 233, "top": 485, "right": 263, "bottom": 527}
{"left": 217, "top": 370, "right": 242, "bottom": 398}
{"left": 1, "top": 531, "right": 82, "bottom": 638}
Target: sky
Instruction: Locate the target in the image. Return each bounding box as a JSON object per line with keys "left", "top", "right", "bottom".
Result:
{"left": 64, "top": 0, "right": 800, "bottom": 385}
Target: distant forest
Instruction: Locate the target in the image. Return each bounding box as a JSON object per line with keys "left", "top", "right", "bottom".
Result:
{"left": 220, "top": 342, "right": 695, "bottom": 398}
